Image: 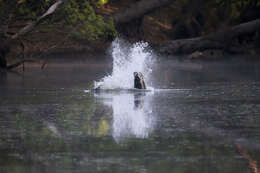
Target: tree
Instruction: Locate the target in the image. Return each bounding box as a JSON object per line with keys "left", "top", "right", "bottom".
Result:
{"left": 0, "top": 0, "right": 65, "bottom": 69}
{"left": 0, "top": 0, "right": 117, "bottom": 70}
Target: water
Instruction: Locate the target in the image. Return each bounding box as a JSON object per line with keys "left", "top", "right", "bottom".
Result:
{"left": 0, "top": 40, "right": 260, "bottom": 173}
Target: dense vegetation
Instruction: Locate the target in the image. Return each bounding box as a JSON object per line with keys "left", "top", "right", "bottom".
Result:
{"left": 1, "top": 0, "right": 258, "bottom": 43}
{"left": 0, "top": 0, "right": 117, "bottom": 40}
{"left": 169, "top": 0, "right": 260, "bottom": 39}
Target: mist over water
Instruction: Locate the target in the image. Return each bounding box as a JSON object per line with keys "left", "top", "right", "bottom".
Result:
{"left": 94, "top": 38, "right": 155, "bottom": 89}
{"left": 1, "top": 39, "right": 260, "bottom": 173}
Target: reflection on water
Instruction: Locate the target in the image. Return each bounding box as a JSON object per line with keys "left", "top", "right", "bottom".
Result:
{"left": 95, "top": 91, "right": 155, "bottom": 142}
{"left": 1, "top": 81, "right": 260, "bottom": 173}
{"left": 0, "top": 60, "right": 260, "bottom": 173}
{"left": 237, "top": 144, "right": 259, "bottom": 173}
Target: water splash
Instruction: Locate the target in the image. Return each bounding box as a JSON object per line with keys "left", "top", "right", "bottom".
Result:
{"left": 94, "top": 38, "right": 155, "bottom": 89}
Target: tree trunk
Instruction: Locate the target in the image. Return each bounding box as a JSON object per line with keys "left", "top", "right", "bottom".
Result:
{"left": 0, "top": 52, "right": 7, "bottom": 69}
{"left": 0, "top": 0, "right": 17, "bottom": 38}
{"left": 0, "top": 0, "right": 17, "bottom": 69}
{"left": 113, "top": 0, "right": 174, "bottom": 24}
{"left": 159, "top": 19, "right": 260, "bottom": 54}
{"left": 0, "top": 40, "right": 10, "bottom": 69}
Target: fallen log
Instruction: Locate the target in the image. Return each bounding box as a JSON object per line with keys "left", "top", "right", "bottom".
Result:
{"left": 159, "top": 19, "right": 260, "bottom": 54}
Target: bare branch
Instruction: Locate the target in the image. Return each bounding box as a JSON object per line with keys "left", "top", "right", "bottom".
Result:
{"left": 11, "top": 0, "right": 64, "bottom": 39}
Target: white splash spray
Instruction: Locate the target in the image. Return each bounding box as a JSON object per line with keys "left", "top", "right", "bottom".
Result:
{"left": 94, "top": 38, "right": 155, "bottom": 89}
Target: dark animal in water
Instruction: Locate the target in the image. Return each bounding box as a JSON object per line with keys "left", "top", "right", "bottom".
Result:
{"left": 134, "top": 72, "right": 146, "bottom": 89}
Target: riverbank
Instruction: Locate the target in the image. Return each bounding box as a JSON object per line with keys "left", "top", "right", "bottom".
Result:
{"left": 5, "top": 20, "right": 260, "bottom": 67}
{"left": 7, "top": 27, "right": 260, "bottom": 63}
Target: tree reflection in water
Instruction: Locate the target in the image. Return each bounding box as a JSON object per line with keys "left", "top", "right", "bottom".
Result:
{"left": 237, "top": 144, "right": 259, "bottom": 173}
{"left": 94, "top": 91, "right": 155, "bottom": 142}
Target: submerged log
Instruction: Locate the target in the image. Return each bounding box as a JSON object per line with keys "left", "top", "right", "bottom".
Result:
{"left": 159, "top": 19, "right": 260, "bottom": 54}
{"left": 7, "top": 59, "right": 35, "bottom": 70}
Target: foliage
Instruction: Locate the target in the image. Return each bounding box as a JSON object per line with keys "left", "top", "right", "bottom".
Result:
{"left": 0, "top": 0, "right": 117, "bottom": 41}
{"left": 12, "top": 0, "right": 56, "bottom": 19}
{"left": 64, "top": 0, "right": 117, "bottom": 41}
{"left": 97, "top": 0, "right": 108, "bottom": 6}
{"left": 173, "top": 0, "right": 260, "bottom": 36}
{"left": 207, "top": 0, "right": 260, "bottom": 23}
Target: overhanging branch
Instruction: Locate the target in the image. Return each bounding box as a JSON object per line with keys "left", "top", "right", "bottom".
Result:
{"left": 11, "top": 0, "right": 64, "bottom": 39}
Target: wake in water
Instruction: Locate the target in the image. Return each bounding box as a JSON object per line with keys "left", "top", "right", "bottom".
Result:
{"left": 94, "top": 38, "right": 155, "bottom": 90}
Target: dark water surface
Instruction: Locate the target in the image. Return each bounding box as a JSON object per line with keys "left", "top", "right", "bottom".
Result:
{"left": 0, "top": 60, "right": 260, "bottom": 173}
